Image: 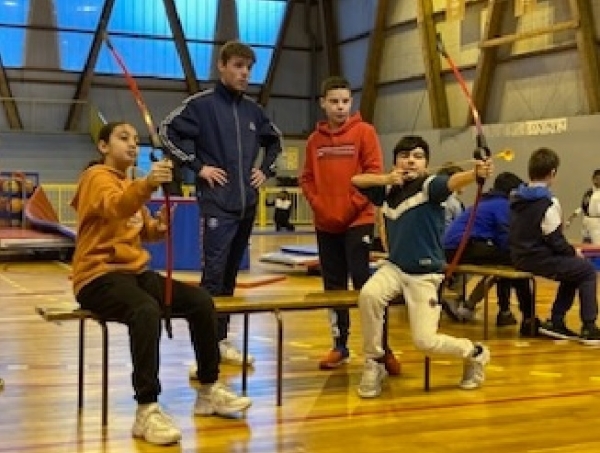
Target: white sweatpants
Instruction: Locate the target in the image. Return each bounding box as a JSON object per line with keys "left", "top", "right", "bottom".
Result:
{"left": 582, "top": 216, "right": 600, "bottom": 244}
{"left": 359, "top": 261, "right": 474, "bottom": 360}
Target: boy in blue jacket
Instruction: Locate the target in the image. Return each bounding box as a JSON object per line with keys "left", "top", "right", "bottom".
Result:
{"left": 509, "top": 148, "right": 600, "bottom": 345}
{"left": 160, "top": 41, "right": 283, "bottom": 372}
{"left": 444, "top": 172, "right": 537, "bottom": 335}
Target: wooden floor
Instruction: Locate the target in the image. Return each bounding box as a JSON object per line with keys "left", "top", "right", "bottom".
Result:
{"left": 1, "top": 231, "right": 600, "bottom": 453}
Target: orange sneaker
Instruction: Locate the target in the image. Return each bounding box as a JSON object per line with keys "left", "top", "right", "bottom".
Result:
{"left": 318, "top": 347, "right": 350, "bottom": 370}
{"left": 382, "top": 351, "right": 401, "bottom": 376}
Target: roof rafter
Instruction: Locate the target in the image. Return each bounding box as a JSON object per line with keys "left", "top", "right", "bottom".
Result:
{"left": 162, "top": 0, "right": 199, "bottom": 94}
{"left": 258, "top": 0, "right": 295, "bottom": 106}
{"left": 360, "top": 0, "right": 388, "bottom": 123}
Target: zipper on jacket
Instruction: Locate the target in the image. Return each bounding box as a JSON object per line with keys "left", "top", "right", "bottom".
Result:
{"left": 233, "top": 103, "right": 246, "bottom": 217}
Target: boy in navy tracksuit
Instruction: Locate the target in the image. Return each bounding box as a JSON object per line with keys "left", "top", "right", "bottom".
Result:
{"left": 444, "top": 172, "right": 537, "bottom": 335}
{"left": 509, "top": 147, "right": 600, "bottom": 345}
{"left": 160, "top": 41, "right": 282, "bottom": 371}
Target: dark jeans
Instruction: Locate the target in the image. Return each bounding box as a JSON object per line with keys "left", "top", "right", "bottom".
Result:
{"left": 515, "top": 255, "right": 598, "bottom": 324}
{"left": 201, "top": 208, "right": 256, "bottom": 341}
{"left": 446, "top": 241, "right": 534, "bottom": 318}
{"left": 316, "top": 224, "right": 390, "bottom": 351}
{"left": 77, "top": 271, "right": 219, "bottom": 404}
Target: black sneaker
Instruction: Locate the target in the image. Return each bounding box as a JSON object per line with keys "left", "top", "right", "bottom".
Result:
{"left": 538, "top": 319, "right": 578, "bottom": 340}
{"left": 496, "top": 311, "right": 518, "bottom": 327}
{"left": 580, "top": 325, "right": 600, "bottom": 346}
{"left": 520, "top": 317, "right": 541, "bottom": 338}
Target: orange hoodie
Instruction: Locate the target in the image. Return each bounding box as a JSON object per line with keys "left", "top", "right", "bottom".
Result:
{"left": 70, "top": 165, "right": 166, "bottom": 295}
{"left": 300, "top": 112, "right": 383, "bottom": 233}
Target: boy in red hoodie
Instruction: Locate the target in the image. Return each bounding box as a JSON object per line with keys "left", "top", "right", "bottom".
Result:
{"left": 300, "top": 76, "right": 400, "bottom": 372}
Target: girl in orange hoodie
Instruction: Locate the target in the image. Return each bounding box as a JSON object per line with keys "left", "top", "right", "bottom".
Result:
{"left": 71, "top": 122, "right": 251, "bottom": 446}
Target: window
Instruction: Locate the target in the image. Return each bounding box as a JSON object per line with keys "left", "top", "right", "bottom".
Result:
{"left": 0, "top": 0, "right": 29, "bottom": 66}
{"left": 175, "top": 0, "right": 218, "bottom": 40}
{"left": 96, "top": 36, "right": 183, "bottom": 79}
{"left": 0, "top": 0, "right": 287, "bottom": 84}
{"left": 236, "top": 0, "right": 286, "bottom": 84}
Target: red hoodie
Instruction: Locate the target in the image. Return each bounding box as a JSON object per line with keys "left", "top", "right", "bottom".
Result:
{"left": 300, "top": 112, "right": 383, "bottom": 233}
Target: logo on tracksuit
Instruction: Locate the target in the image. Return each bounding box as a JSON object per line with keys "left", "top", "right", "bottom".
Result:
{"left": 207, "top": 217, "right": 219, "bottom": 229}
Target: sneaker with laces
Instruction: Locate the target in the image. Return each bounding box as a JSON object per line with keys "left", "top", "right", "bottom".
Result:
{"left": 189, "top": 341, "right": 255, "bottom": 380}
{"left": 220, "top": 340, "right": 255, "bottom": 366}
{"left": 440, "top": 298, "right": 462, "bottom": 322}
{"left": 496, "top": 311, "right": 518, "bottom": 327}
{"left": 382, "top": 350, "right": 401, "bottom": 376}
{"left": 318, "top": 347, "right": 350, "bottom": 370}
{"left": 132, "top": 403, "right": 182, "bottom": 445}
{"left": 459, "top": 343, "right": 490, "bottom": 390}
{"left": 357, "top": 359, "right": 388, "bottom": 398}
{"left": 538, "top": 319, "right": 578, "bottom": 340}
{"left": 194, "top": 382, "right": 252, "bottom": 416}
{"left": 580, "top": 325, "right": 600, "bottom": 346}
{"left": 456, "top": 302, "right": 476, "bottom": 322}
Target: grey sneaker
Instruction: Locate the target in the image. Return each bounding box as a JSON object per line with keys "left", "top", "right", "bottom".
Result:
{"left": 459, "top": 344, "right": 490, "bottom": 390}
{"left": 194, "top": 383, "right": 252, "bottom": 416}
{"left": 132, "top": 403, "right": 181, "bottom": 445}
{"left": 357, "top": 359, "right": 388, "bottom": 398}
{"left": 456, "top": 302, "right": 476, "bottom": 322}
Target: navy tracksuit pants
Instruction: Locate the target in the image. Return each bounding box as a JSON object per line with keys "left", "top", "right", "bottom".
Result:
{"left": 201, "top": 207, "right": 256, "bottom": 341}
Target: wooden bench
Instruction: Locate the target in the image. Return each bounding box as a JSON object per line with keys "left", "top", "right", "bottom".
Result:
{"left": 451, "top": 264, "right": 537, "bottom": 339}
{"left": 36, "top": 286, "right": 467, "bottom": 426}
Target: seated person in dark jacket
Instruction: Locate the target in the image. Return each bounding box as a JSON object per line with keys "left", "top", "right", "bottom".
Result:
{"left": 444, "top": 172, "right": 538, "bottom": 336}
{"left": 266, "top": 189, "right": 295, "bottom": 231}
{"left": 510, "top": 148, "right": 600, "bottom": 345}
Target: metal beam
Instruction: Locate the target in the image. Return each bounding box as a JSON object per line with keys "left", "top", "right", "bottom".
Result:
{"left": 417, "top": 0, "right": 449, "bottom": 128}
{"left": 258, "top": 0, "right": 295, "bottom": 107}
{"left": 64, "top": 0, "right": 116, "bottom": 132}
{"left": 163, "top": 0, "right": 199, "bottom": 94}
{"left": 319, "top": 0, "right": 341, "bottom": 76}
{"left": 471, "top": 0, "right": 506, "bottom": 126}
{"left": 570, "top": 0, "right": 600, "bottom": 113}
{"left": 0, "top": 54, "right": 22, "bottom": 129}
{"left": 359, "top": 0, "right": 388, "bottom": 123}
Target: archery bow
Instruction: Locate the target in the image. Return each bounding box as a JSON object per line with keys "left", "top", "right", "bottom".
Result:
{"left": 104, "top": 33, "right": 175, "bottom": 339}
{"left": 436, "top": 33, "right": 492, "bottom": 284}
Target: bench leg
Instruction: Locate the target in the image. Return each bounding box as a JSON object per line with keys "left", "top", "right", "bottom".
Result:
{"left": 530, "top": 277, "right": 537, "bottom": 336}
{"left": 424, "top": 356, "right": 430, "bottom": 391}
{"left": 241, "top": 313, "right": 249, "bottom": 395}
{"left": 482, "top": 276, "right": 496, "bottom": 341}
{"left": 275, "top": 311, "right": 283, "bottom": 406}
{"left": 100, "top": 322, "right": 108, "bottom": 428}
{"left": 78, "top": 319, "right": 86, "bottom": 413}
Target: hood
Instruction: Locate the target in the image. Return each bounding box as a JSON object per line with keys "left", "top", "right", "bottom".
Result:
{"left": 71, "top": 164, "right": 126, "bottom": 210}
{"left": 315, "top": 111, "right": 363, "bottom": 136}
{"left": 510, "top": 183, "right": 552, "bottom": 211}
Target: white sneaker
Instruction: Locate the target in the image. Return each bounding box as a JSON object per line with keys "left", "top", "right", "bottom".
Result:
{"left": 459, "top": 343, "right": 490, "bottom": 390}
{"left": 357, "top": 359, "right": 388, "bottom": 398}
{"left": 220, "top": 340, "right": 255, "bottom": 366}
{"left": 189, "top": 340, "right": 255, "bottom": 380}
{"left": 132, "top": 403, "right": 181, "bottom": 445}
{"left": 194, "top": 382, "right": 252, "bottom": 416}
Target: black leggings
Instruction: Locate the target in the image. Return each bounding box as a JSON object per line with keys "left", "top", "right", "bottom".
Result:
{"left": 77, "top": 270, "right": 219, "bottom": 404}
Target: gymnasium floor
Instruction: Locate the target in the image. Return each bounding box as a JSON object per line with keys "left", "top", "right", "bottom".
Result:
{"left": 1, "top": 231, "right": 600, "bottom": 453}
